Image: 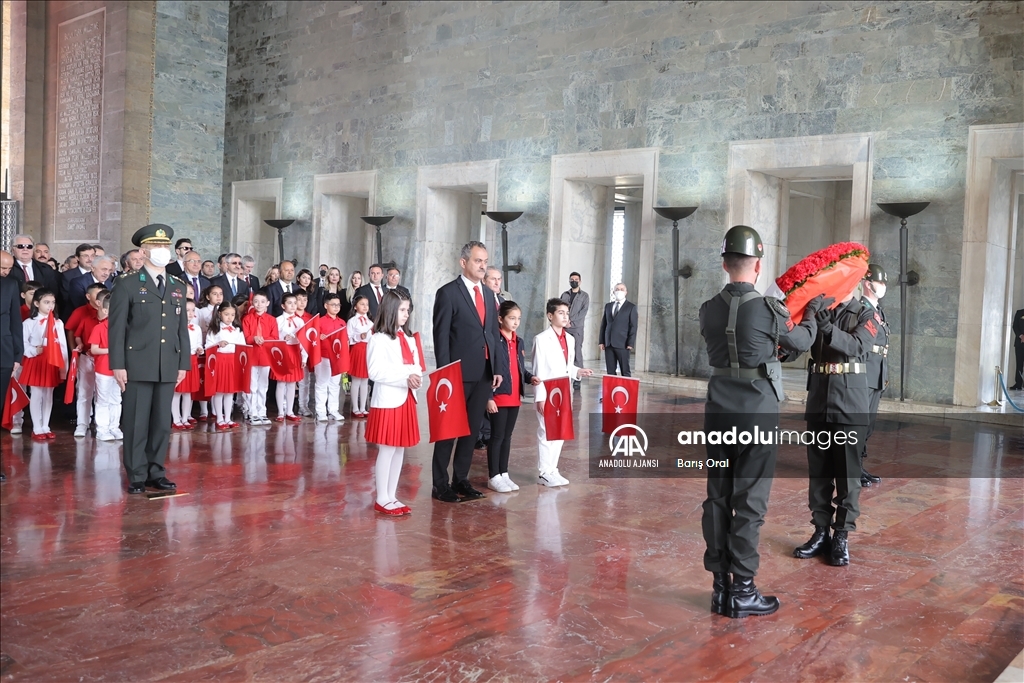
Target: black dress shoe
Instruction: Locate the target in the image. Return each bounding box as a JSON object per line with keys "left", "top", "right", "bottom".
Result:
{"left": 452, "top": 481, "right": 485, "bottom": 500}
{"left": 474, "top": 440, "right": 487, "bottom": 450}
{"left": 145, "top": 477, "right": 176, "bottom": 490}
{"left": 862, "top": 468, "right": 881, "bottom": 485}
{"left": 794, "top": 526, "right": 831, "bottom": 559}
{"left": 1009, "top": 385, "right": 1023, "bottom": 391}
{"left": 431, "top": 488, "right": 462, "bottom": 503}
{"left": 711, "top": 572, "right": 731, "bottom": 615}
{"left": 127, "top": 482, "right": 146, "bottom": 494}
{"left": 726, "top": 576, "right": 780, "bottom": 618}
{"left": 829, "top": 530, "right": 850, "bottom": 566}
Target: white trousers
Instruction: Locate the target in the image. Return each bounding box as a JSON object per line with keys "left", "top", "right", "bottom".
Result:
{"left": 76, "top": 354, "right": 96, "bottom": 426}
{"left": 298, "top": 369, "right": 311, "bottom": 414}
{"left": 374, "top": 445, "right": 405, "bottom": 506}
{"left": 535, "top": 403, "right": 564, "bottom": 475}
{"left": 29, "top": 386, "right": 54, "bottom": 435}
{"left": 276, "top": 381, "right": 296, "bottom": 417}
{"left": 314, "top": 361, "right": 341, "bottom": 417}
{"left": 351, "top": 377, "right": 369, "bottom": 413}
{"left": 94, "top": 374, "right": 122, "bottom": 434}
{"left": 247, "top": 366, "right": 270, "bottom": 419}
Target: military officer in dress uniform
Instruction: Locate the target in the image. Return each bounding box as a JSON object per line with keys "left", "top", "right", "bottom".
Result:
{"left": 859, "top": 264, "right": 888, "bottom": 487}
{"left": 699, "top": 225, "right": 828, "bottom": 618}
{"left": 109, "top": 224, "right": 190, "bottom": 494}
{"left": 794, "top": 272, "right": 876, "bottom": 567}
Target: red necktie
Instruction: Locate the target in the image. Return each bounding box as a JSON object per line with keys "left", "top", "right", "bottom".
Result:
{"left": 374, "top": 286, "right": 381, "bottom": 303}
{"left": 22, "top": 264, "right": 29, "bottom": 279}
{"left": 225, "top": 326, "right": 233, "bottom": 332}
{"left": 474, "top": 285, "right": 485, "bottom": 326}
{"left": 360, "top": 315, "right": 366, "bottom": 325}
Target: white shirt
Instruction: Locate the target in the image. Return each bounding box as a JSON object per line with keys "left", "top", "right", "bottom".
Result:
{"left": 460, "top": 275, "right": 484, "bottom": 304}
{"left": 22, "top": 315, "right": 69, "bottom": 364}
{"left": 205, "top": 326, "right": 245, "bottom": 353}
{"left": 186, "top": 321, "right": 203, "bottom": 356}
{"left": 348, "top": 313, "right": 374, "bottom": 344}
{"left": 196, "top": 306, "right": 217, "bottom": 339}
{"left": 279, "top": 280, "right": 293, "bottom": 294}
{"left": 15, "top": 259, "right": 34, "bottom": 280}
{"left": 367, "top": 332, "right": 421, "bottom": 409}
{"left": 531, "top": 326, "right": 579, "bottom": 403}
{"left": 370, "top": 283, "right": 384, "bottom": 302}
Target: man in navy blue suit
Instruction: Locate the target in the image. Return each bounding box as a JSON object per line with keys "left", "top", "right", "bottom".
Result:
{"left": 68, "top": 255, "right": 116, "bottom": 310}
{"left": 431, "top": 241, "right": 502, "bottom": 503}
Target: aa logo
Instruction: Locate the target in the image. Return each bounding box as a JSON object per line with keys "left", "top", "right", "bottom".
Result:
{"left": 608, "top": 424, "right": 648, "bottom": 457}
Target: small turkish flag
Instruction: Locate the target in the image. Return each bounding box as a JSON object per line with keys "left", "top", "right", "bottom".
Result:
{"left": 203, "top": 350, "right": 220, "bottom": 399}
{"left": 265, "top": 339, "right": 300, "bottom": 379}
{"left": 427, "top": 360, "right": 470, "bottom": 443}
{"left": 237, "top": 345, "right": 252, "bottom": 393}
{"left": 2, "top": 379, "right": 30, "bottom": 430}
{"left": 323, "top": 327, "right": 350, "bottom": 376}
{"left": 542, "top": 376, "right": 574, "bottom": 441}
{"left": 296, "top": 315, "right": 321, "bottom": 370}
{"left": 602, "top": 375, "right": 640, "bottom": 434}
{"left": 64, "top": 350, "right": 80, "bottom": 404}
{"left": 45, "top": 311, "right": 63, "bottom": 369}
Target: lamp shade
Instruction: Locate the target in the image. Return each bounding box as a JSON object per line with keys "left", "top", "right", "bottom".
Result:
{"left": 360, "top": 216, "right": 394, "bottom": 227}
{"left": 877, "top": 202, "right": 929, "bottom": 219}
{"left": 264, "top": 219, "right": 295, "bottom": 230}
{"left": 484, "top": 211, "right": 523, "bottom": 224}
{"left": 654, "top": 206, "right": 698, "bottom": 222}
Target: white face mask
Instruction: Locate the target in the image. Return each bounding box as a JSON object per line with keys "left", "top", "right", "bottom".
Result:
{"left": 613, "top": 290, "right": 626, "bottom": 302}
{"left": 871, "top": 283, "right": 886, "bottom": 300}
{"left": 147, "top": 247, "right": 172, "bottom": 268}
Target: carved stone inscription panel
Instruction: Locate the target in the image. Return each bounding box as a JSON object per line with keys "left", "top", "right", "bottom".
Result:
{"left": 55, "top": 8, "right": 104, "bottom": 240}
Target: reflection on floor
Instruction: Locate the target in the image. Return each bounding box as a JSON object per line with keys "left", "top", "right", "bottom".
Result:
{"left": 1, "top": 385, "right": 1022, "bottom": 681}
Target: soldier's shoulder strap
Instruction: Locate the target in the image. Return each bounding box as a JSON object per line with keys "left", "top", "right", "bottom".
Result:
{"left": 719, "top": 290, "right": 761, "bottom": 369}
{"left": 169, "top": 274, "right": 186, "bottom": 286}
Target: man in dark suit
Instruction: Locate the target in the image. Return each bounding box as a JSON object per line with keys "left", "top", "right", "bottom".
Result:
{"left": 209, "top": 252, "right": 251, "bottom": 301}
{"left": 165, "top": 237, "right": 192, "bottom": 278}
{"left": 179, "top": 251, "right": 210, "bottom": 301}
{"left": 109, "top": 224, "right": 190, "bottom": 494}
{"left": 242, "top": 255, "right": 261, "bottom": 291}
{"left": 354, "top": 264, "right": 386, "bottom": 320}
{"left": 263, "top": 260, "right": 297, "bottom": 317}
{"left": 384, "top": 266, "right": 411, "bottom": 299}
{"left": 8, "top": 234, "right": 61, "bottom": 297}
{"left": 1011, "top": 307, "right": 1024, "bottom": 391}
{"left": 598, "top": 283, "right": 639, "bottom": 377}
{"left": 68, "top": 255, "right": 116, "bottom": 310}
{"left": 60, "top": 243, "right": 97, "bottom": 317}
{"left": 1, "top": 250, "right": 25, "bottom": 480}
{"left": 431, "top": 241, "right": 501, "bottom": 503}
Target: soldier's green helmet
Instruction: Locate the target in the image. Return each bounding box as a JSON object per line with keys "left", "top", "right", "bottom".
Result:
{"left": 721, "top": 225, "right": 764, "bottom": 258}
{"left": 864, "top": 263, "right": 887, "bottom": 283}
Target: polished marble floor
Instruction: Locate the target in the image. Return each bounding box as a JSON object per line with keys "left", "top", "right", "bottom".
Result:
{"left": 1, "top": 385, "right": 1022, "bottom": 682}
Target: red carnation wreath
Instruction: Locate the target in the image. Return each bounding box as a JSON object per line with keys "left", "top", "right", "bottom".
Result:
{"left": 775, "top": 242, "right": 870, "bottom": 324}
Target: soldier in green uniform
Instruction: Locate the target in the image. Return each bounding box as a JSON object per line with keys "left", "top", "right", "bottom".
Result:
{"left": 793, "top": 270, "right": 875, "bottom": 566}
{"left": 859, "top": 264, "right": 888, "bottom": 487}
{"left": 699, "top": 225, "right": 828, "bottom": 618}
{"left": 109, "top": 224, "right": 190, "bottom": 494}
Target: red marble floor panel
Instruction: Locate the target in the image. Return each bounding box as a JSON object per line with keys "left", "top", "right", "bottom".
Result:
{"left": 2, "top": 384, "right": 1022, "bottom": 682}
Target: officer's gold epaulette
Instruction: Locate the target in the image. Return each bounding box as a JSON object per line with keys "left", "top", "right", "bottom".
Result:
{"left": 169, "top": 274, "right": 186, "bottom": 285}
{"left": 119, "top": 269, "right": 138, "bottom": 278}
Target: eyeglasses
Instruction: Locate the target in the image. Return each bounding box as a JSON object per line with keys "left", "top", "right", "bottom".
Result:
{"left": 229, "top": 261, "right": 242, "bottom": 266}
{"left": 178, "top": 246, "right": 192, "bottom": 252}
{"left": 14, "top": 244, "right": 33, "bottom": 250}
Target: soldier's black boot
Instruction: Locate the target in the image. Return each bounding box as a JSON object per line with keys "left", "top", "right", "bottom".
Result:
{"left": 726, "top": 576, "right": 780, "bottom": 618}
{"left": 829, "top": 530, "right": 850, "bottom": 566}
{"left": 711, "top": 572, "right": 730, "bottom": 615}
{"left": 861, "top": 454, "right": 881, "bottom": 486}
{"left": 793, "top": 526, "right": 830, "bottom": 559}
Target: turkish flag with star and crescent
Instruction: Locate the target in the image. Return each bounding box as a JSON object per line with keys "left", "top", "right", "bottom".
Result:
{"left": 296, "top": 315, "right": 322, "bottom": 370}
{"left": 602, "top": 375, "right": 640, "bottom": 434}
{"left": 427, "top": 360, "right": 470, "bottom": 443}
{"left": 542, "top": 376, "right": 574, "bottom": 441}
{"left": 2, "top": 379, "right": 30, "bottom": 430}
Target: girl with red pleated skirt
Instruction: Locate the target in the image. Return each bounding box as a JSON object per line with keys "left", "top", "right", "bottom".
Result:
{"left": 173, "top": 300, "right": 204, "bottom": 429}
{"left": 194, "top": 285, "right": 224, "bottom": 421}
{"left": 366, "top": 290, "right": 422, "bottom": 516}
{"left": 205, "top": 302, "right": 246, "bottom": 430}
{"left": 347, "top": 294, "right": 373, "bottom": 417}
{"left": 274, "top": 293, "right": 306, "bottom": 422}
{"left": 20, "top": 288, "right": 68, "bottom": 441}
